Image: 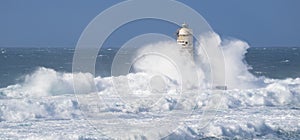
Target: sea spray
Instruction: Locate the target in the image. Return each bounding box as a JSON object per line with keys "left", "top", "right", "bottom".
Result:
{"left": 132, "top": 41, "right": 203, "bottom": 90}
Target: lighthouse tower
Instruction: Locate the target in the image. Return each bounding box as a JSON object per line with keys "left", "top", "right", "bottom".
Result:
{"left": 176, "top": 23, "right": 194, "bottom": 56}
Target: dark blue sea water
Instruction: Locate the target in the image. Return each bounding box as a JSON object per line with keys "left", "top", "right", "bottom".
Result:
{"left": 246, "top": 47, "right": 300, "bottom": 79}
{"left": 0, "top": 47, "right": 300, "bottom": 139}
{"left": 0, "top": 47, "right": 299, "bottom": 88}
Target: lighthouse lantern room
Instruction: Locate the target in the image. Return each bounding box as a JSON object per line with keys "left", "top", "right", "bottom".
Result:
{"left": 176, "top": 23, "right": 194, "bottom": 56}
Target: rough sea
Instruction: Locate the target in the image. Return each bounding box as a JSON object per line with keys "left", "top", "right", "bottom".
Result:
{"left": 0, "top": 33, "right": 299, "bottom": 139}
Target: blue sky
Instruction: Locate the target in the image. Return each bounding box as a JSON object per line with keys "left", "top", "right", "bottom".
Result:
{"left": 0, "top": 0, "right": 299, "bottom": 47}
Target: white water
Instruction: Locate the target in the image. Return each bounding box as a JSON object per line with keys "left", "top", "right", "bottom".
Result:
{"left": 0, "top": 32, "right": 299, "bottom": 139}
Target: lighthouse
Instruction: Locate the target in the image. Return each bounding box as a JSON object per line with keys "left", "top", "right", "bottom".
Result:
{"left": 176, "top": 23, "right": 194, "bottom": 56}
{"left": 176, "top": 24, "right": 227, "bottom": 90}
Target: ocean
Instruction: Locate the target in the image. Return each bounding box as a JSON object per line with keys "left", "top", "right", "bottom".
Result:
{"left": 0, "top": 33, "right": 299, "bottom": 139}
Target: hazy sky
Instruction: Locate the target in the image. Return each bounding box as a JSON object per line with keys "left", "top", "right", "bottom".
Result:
{"left": 0, "top": 0, "right": 299, "bottom": 47}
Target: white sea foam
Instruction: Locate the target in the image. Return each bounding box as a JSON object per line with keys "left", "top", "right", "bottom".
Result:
{"left": 1, "top": 67, "right": 299, "bottom": 122}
